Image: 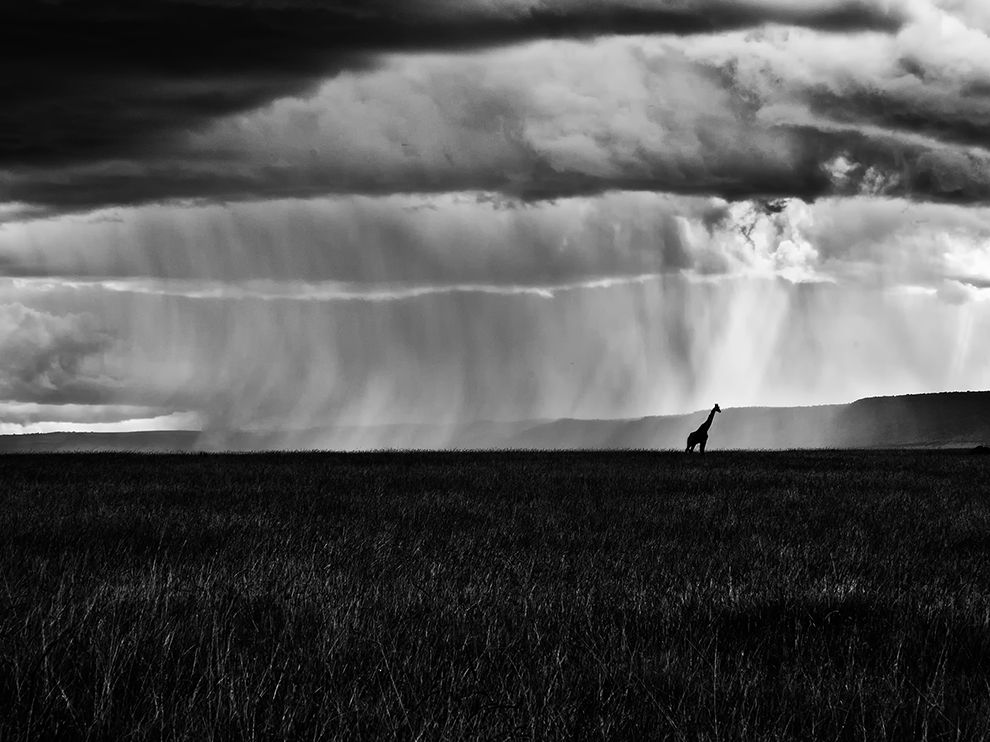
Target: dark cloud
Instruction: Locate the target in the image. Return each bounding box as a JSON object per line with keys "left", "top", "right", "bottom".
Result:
{"left": 810, "top": 126, "right": 990, "bottom": 204}
{"left": 6, "top": 0, "right": 987, "bottom": 213}
{"left": 0, "top": 141, "right": 833, "bottom": 215}
{"left": 808, "top": 84, "right": 990, "bottom": 151}
{"left": 8, "top": 116, "right": 989, "bottom": 215}
{"left": 0, "top": 0, "right": 904, "bottom": 171}
{"left": 0, "top": 42, "right": 837, "bottom": 213}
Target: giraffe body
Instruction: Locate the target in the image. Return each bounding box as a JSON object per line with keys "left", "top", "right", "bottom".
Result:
{"left": 686, "top": 404, "right": 720, "bottom": 454}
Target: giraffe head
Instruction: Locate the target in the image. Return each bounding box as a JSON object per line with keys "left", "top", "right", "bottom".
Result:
{"left": 713, "top": 404, "right": 721, "bottom": 413}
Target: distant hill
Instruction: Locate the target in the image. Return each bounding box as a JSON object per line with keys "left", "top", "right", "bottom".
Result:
{"left": 1, "top": 392, "right": 988, "bottom": 452}
{"left": 509, "top": 392, "right": 990, "bottom": 450}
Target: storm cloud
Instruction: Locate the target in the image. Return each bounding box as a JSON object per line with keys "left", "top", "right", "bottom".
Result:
{"left": 2, "top": 0, "right": 990, "bottom": 439}
{"left": 0, "top": 0, "right": 926, "bottom": 214}
{"left": 4, "top": 2, "right": 990, "bottom": 214}
{"left": 0, "top": 1, "right": 903, "bottom": 166}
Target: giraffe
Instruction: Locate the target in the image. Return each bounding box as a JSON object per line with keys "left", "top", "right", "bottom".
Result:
{"left": 685, "top": 404, "right": 721, "bottom": 454}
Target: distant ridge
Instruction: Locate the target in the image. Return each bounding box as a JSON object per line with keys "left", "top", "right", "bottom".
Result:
{"left": 1, "top": 392, "right": 988, "bottom": 452}
{"left": 514, "top": 391, "right": 990, "bottom": 450}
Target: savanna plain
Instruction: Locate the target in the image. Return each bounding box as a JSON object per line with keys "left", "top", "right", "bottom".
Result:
{"left": 2, "top": 450, "right": 989, "bottom": 741}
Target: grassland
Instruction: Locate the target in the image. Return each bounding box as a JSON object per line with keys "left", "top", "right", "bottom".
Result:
{"left": 2, "top": 450, "right": 989, "bottom": 740}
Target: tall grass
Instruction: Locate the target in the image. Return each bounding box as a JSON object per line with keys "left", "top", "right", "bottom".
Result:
{"left": 2, "top": 451, "right": 989, "bottom": 740}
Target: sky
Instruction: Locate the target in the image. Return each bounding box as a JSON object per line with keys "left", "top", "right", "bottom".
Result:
{"left": 1, "top": 0, "right": 990, "bottom": 442}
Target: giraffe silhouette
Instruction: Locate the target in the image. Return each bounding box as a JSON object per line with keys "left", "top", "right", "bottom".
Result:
{"left": 686, "top": 404, "right": 720, "bottom": 454}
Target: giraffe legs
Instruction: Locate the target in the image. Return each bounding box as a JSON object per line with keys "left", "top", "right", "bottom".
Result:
{"left": 686, "top": 432, "right": 708, "bottom": 453}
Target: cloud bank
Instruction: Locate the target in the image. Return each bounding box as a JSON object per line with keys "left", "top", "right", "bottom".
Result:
{"left": 0, "top": 304, "right": 118, "bottom": 405}
{"left": 4, "top": 5, "right": 990, "bottom": 214}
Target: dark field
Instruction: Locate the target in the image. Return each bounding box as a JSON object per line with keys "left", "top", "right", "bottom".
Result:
{"left": 2, "top": 451, "right": 990, "bottom": 741}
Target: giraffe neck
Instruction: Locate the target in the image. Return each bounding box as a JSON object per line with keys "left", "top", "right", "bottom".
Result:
{"left": 700, "top": 408, "right": 717, "bottom": 432}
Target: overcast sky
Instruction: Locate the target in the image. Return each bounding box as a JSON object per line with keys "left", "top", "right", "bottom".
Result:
{"left": 2, "top": 0, "right": 990, "bottom": 441}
